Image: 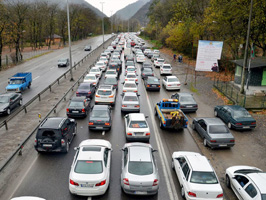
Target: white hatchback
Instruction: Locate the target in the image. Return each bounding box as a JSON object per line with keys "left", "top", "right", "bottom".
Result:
{"left": 69, "top": 139, "right": 112, "bottom": 196}
{"left": 160, "top": 64, "right": 172, "bottom": 75}
{"left": 162, "top": 76, "right": 181, "bottom": 90}
{"left": 83, "top": 74, "right": 99, "bottom": 86}
{"left": 172, "top": 151, "right": 223, "bottom": 200}
{"left": 95, "top": 85, "right": 116, "bottom": 105}
{"left": 122, "top": 81, "right": 138, "bottom": 93}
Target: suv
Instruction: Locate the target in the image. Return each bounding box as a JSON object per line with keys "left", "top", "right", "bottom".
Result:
{"left": 0, "top": 93, "right": 22, "bottom": 115}
{"left": 34, "top": 117, "right": 77, "bottom": 153}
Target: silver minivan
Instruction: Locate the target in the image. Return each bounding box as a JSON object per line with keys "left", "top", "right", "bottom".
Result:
{"left": 121, "top": 143, "right": 159, "bottom": 195}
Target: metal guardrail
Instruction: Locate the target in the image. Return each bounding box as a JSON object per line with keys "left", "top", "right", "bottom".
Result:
{"left": 0, "top": 36, "right": 114, "bottom": 172}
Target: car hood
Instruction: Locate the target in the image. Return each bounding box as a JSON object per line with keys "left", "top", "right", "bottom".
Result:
{"left": 6, "top": 84, "right": 21, "bottom": 89}
{"left": 0, "top": 103, "right": 9, "bottom": 111}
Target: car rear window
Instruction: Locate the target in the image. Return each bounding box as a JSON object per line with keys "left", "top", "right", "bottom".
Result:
{"left": 209, "top": 125, "right": 229, "bottom": 133}
{"left": 75, "top": 160, "right": 103, "bottom": 174}
{"left": 90, "top": 69, "right": 99, "bottom": 72}
{"left": 168, "top": 78, "right": 179, "bottom": 82}
{"left": 69, "top": 101, "right": 84, "bottom": 107}
{"left": 124, "top": 96, "right": 138, "bottom": 101}
{"left": 180, "top": 96, "right": 195, "bottom": 103}
{"left": 143, "top": 68, "right": 152, "bottom": 72}
{"left": 124, "top": 83, "right": 136, "bottom": 88}
{"left": 127, "top": 75, "right": 136, "bottom": 78}
{"left": 129, "top": 121, "right": 148, "bottom": 128}
{"left": 163, "top": 66, "right": 171, "bottom": 69}
{"left": 158, "top": 59, "right": 164, "bottom": 62}
{"left": 127, "top": 68, "right": 135, "bottom": 71}
{"left": 104, "top": 78, "right": 116, "bottom": 84}
{"left": 190, "top": 171, "right": 218, "bottom": 184}
{"left": 91, "top": 110, "right": 109, "bottom": 118}
{"left": 261, "top": 194, "right": 266, "bottom": 200}
{"left": 42, "top": 130, "right": 56, "bottom": 137}
{"left": 147, "top": 78, "right": 159, "bottom": 84}
{"left": 233, "top": 110, "right": 252, "bottom": 118}
{"left": 128, "top": 161, "right": 153, "bottom": 175}
{"left": 84, "top": 76, "right": 95, "bottom": 81}
{"left": 98, "top": 90, "right": 112, "bottom": 95}
{"left": 79, "top": 85, "right": 90, "bottom": 89}
{"left": 106, "top": 71, "right": 116, "bottom": 74}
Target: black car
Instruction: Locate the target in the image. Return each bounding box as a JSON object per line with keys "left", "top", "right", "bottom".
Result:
{"left": 141, "top": 62, "right": 152, "bottom": 70}
{"left": 66, "top": 96, "right": 90, "bottom": 118}
{"left": 57, "top": 58, "right": 69, "bottom": 67}
{"left": 144, "top": 76, "right": 160, "bottom": 91}
{"left": 108, "top": 62, "right": 121, "bottom": 74}
{"left": 141, "top": 67, "right": 154, "bottom": 79}
{"left": 88, "top": 105, "right": 112, "bottom": 131}
{"left": 0, "top": 93, "right": 22, "bottom": 115}
{"left": 34, "top": 117, "right": 77, "bottom": 153}
{"left": 147, "top": 52, "right": 154, "bottom": 59}
{"left": 171, "top": 93, "right": 198, "bottom": 113}
{"left": 84, "top": 45, "right": 92, "bottom": 51}
{"left": 104, "top": 77, "right": 118, "bottom": 89}
{"left": 76, "top": 83, "right": 96, "bottom": 99}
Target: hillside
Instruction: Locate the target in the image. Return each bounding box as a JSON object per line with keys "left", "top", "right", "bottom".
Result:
{"left": 130, "top": 0, "right": 152, "bottom": 26}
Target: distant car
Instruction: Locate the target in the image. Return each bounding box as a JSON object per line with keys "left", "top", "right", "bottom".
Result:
{"left": 34, "top": 117, "right": 77, "bottom": 153}
{"left": 151, "top": 54, "right": 160, "bottom": 62}
{"left": 108, "top": 62, "right": 120, "bottom": 74}
{"left": 214, "top": 105, "right": 256, "bottom": 130}
{"left": 171, "top": 93, "right": 198, "bottom": 112}
{"left": 125, "top": 66, "right": 136, "bottom": 75}
{"left": 107, "top": 46, "right": 114, "bottom": 52}
{"left": 104, "top": 77, "right": 118, "bottom": 90}
{"left": 192, "top": 117, "right": 235, "bottom": 148}
{"left": 125, "top": 73, "right": 138, "bottom": 82}
{"left": 99, "top": 57, "right": 108, "bottom": 65}
{"left": 137, "top": 55, "right": 146, "bottom": 63}
{"left": 66, "top": 96, "right": 90, "bottom": 118}
{"left": 144, "top": 76, "right": 160, "bottom": 91}
{"left": 83, "top": 74, "right": 99, "bottom": 86}
{"left": 105, "top": 69, "right": 118, "bottom": 79}
{"left": 95, "top": 61, "right": 107, "bottom": 72}
{"left": 141, "top": 68, "right": 154, "bottom": 79}
{"left": 154, "top": 58, "right": 165, "bottom": 68}
{"left": 172, "top": 151, "right": 223, "bottom": 199}
{"left": 100, "top": 53, "right": 109, "bottom": 60}
{"left": 89, "top": 67, "right": 102, "bottom": 78}
{"left": 125, "top": 54, "right": 134, "bottom": 62}
{"left": 88, "top": 105, "right": 112, "bottom": 131}
{"left": 76, "top": 83, "right": 96, "bottom": 99}
{"left": 153, "top": 49, "right": 160, "bottom": 55}
{"left": 84, "top": 45, "right": 91, "bottom": 51}
{"left": 122, "top": 81, "right": 138, "bottom": 93}
{"left": 225, "top": 165, "right": 266, "bottom": 200}
{"left": 58, "top": 58, "right": 69, "bottom": 67}
{"left": 0, "top": 93, "right": 22, "bottom": 115}
{"left": 141, "top": 62, "right": 152, "bottom": 70}
{"left": 113, "top": 52, "right": 121, "bottom": 59}
{"left": 125, "top": 61, "right": 135, "bottom": 68}
{"left": 69, "top": 139, "right": 112, "bottom": 196}
{"left": 121, "top": 92, "right": 140, "bottom": 113}
{"left": 160, "top": 64, "right": 172, "bottom": 75}
{"left": 144, "top": 49, "right": 151, "bottom": 56}
{"left": 147, "top": 52, "right": 154, "bottom": 59}
{"left": 121, "top": 143, "right": 159, "bottom": 195}
{"left": 124, "top": 113, "right": 150, "bottom": 142}
{"left": 162, "top": 76, "right": 181, "bottom": 90}
{"left": 104, "top": 49, "right": 111, "bottom": 56}
{"left": 95, "top": 85, "right": 116, "bottom": 105}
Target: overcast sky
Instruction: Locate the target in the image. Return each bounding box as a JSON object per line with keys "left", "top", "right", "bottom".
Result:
{"left": 85, "top": 0, "right": 138, "bottom": 17}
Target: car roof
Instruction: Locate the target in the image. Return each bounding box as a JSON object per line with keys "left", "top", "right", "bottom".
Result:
{"left": 167, "top": 76, "right": 177, "bottom": 79}
{"left": 78, "top": 147, "right": 103, "bottom": 161}
{"left": 124, "top": 92, "right": 137, "bottom": 96}
{"left": 93, "top": 105, "right": 109, "bottom": 110}
{"left": 186, "top": 154, "right": 214, "bottom": 172}
{"left": 40, "top": 117, "right": 65, "bottom": 129}
{"left": 71, "top": 96, "right": 86, "bottom": 101}
{"left": 128, "top": 145, "right": 151, "bottom": 162}
{"left": 99, "top": 85, "right": 112, "bottom": 90}
{"left": 247, "top": 173, "right": 266, "bottom": 193}
{"left": 201, "top": 118, "right": 224, "bottom": 125}
{"left": 129, "top": 113, "right": 145, "bottom": 120}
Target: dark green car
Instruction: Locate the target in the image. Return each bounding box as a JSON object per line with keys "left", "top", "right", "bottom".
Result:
{"left": 214, "top": 105, "right": 256, "bottom": 130}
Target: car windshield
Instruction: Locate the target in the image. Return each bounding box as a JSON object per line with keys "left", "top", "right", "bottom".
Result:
{"left": 190, "top": 171, "right": 218, "bottom": 184}
{"left": 74, "top": 160, "right": 103, "bottom": 174}
{"left": 124, "top": 83, "right": 136, "bottom": 88}
{"left": 180, "top": 96, "right": 195, "bottom": 103}
{"left": 104, "top": 78, "right": 116, "bottom": 84}
{"left": 209, "top": 125, "right": 230, "bottom": 133}
{"left": 84, "top": 76, "right": 95, "bottom": 81}
{"left": 143, "top": 68, "right": 152, "bottom": 72}
{"left": 91, "top": 110, "right": 109, "bottom": 118}
{"left": 163, "top": 66, "right": 171, "bottom": 69}
{"left": 168, "top": 78, "right": 179, "bottom": 82}
{"left": 129, "top": 120, "right": 148, "bottom": 128}
{"left": 124, "top": 96, "right": 138, "bottom": 101}
{"left": 90, "top": 69, "right": 99, "bottom": 72}
{"left": 79, "top": 85, "right": 90, "bottom": 89}
{"left": 106, "top": 71, "right": 116, "bottom": 75}
{"left": 9, "top": 79, "right": 22, "bottom": 84}
{"left": 148, "top": 78, "right": 159, "bottom": 84}
{"left": 98, "top": 90, "right": 112, "bottom": 95}
{"left": 233, "top": 110, "right": 252, "bottom": 118}
{"left": 0, "top": 96, "right": 9, "bottom": 103}
{"left": 69, "top": 101, "right": 83, "bottom": 107}
{"left": 128, "top": 161, "right": 153, "bottom": 175}
{"left": 262, "top": 194, "right": 266, "bottom": 200}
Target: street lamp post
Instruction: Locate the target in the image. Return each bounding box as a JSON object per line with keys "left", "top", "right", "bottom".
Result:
{"left": 100, "top": 2, "right": 105, "bottom": 49}
{"left": 67, "top": 0, "right": 74, "bottom": 81}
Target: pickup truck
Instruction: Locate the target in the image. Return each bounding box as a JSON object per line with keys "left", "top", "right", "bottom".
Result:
{"left": 6, "top": 72, "right": 32, "bottom": 92}
{"left": 155, "top": 99, "right": 188, "bottom": 130}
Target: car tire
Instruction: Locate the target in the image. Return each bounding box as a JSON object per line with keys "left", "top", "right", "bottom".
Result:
{"left": 181, "top": 186, "right": 185, "bottom": 198}
{"left": 73, "top": 125, "right": 77, "bottom": 136}
{"left": 28, "top": 83, "right": 31, "bottom": 89}
{"left": 154, "top": 108, "right": 158, "bottom": 116}
{"left": 226, "top": 175, "right": 231, "bottom": 188}
{"left": 7, "top": 108, "right": 11, "bottom": 115}
{"left": 192, "top": 122, "right": 196, "bottom": 130}
{"left": 160, "top": 121, "right": 164, "bottom": 129}
{"left": 19, "top": 99, "right": 22, "bottom": 106}
{"left": 214, "top": 110, "right": 218, "bottom": 117}
{"left": 228, "top": 122, "right": 232, "bottom": 129}
{"left": 171, "top": 159, "right": 175, "bottom": 170}
{"left": 63, "top": 142, "right": 69, "bottom": 153}
{"left": 203, "top": 138, "right": 208, "bottom": 147}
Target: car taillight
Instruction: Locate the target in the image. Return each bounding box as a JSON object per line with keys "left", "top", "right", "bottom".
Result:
{"left": 76, "top": 92, "right": 79, "bottom": 94}
{"left": 82, "top": 109, "right": 85, "bottom": 113}
{"left": 61, "top": 139, "right": 66, "bottom": 146}
{"left": 158, "top": 85, "right": 160, "bottom": 87}
{"left": 168, "top": 85, "right": 172, "bottom": 86}
{"left": 180, "top": 106, "right": 185, "bottom": 108}
{"left": 123, "top": 90, "right": 126, "bottom": 92}
{"left": 152, "top": 73, "right": 154, "bottom": 76}
{"left": 236, "top": 123, "right": 242, "bottom": 125}
{"left": 134, "top": 105, "right": 140, "bottom": 108}
{"left": 109, "top": 95, "right": 114, "bottom": 98}
{"left": 93, "top": 82, "right": 96, "bottom": 85}
{"left": 142, "top": 73, "right": 145, "bottom": 76}
{"left": 177, "top": 84, "right": 181, "bottom": 86}
{"left": 210, "top": 140, "right": 217, "bottom": 143}
{"left": 105, "top": 123, "right": 110, "bottom": 126}
{"left": 88, "top": 91, "right": 91, "bottom": 94}
{"left": 66, "top": 108, "right": 69, "bottom": 112}
{"left": 34, "top": 139, "right": 37, "bottom": 146}
{"left": 217, "top": 193, "right": 223, "bottom": 198}
{"left": 123, "top": 178, "right": 129, "bottom": 185}
{"left": 88, "top": 122, "right": 94, "bottom": 125}
{"left": 114, "top": 85, "right": 117, "bottom": 87}
{"left": 147, "top": 85, "right": 150, "bottom": 87}
{"left": 251, "top": 122, "right": 256, "bottom": 125}
{"left": 136, "top": 79, "right": 138, "bottom": 81}
{"left": 146, "top": 132, "right": 150, "bottom": 136}
{"left": 125, "top": 79, "right": 128, "bottom": 81}
{"left": 95, "top": 180, "right": 106, "bottom": 186}
{"left": 122, "top": 105, "right": 127, "bottom": 107}
{"left": 188, "top": 192, "right": 196, "bottom": 197}
{"left": 96, "top": 95, "right": 100, "bottom": 97}
{"left": 134, "top": 90, "right": 137, "bottom": 93}
{"left": 70, "top": 179, "right": 79, "bottom": 186}
{"left": 230, "top": 140, "right": 235, "bottom": 143}
{"left": 194, "top": 105, "right": 198, "bottom": 107}
{"left": 152, "top": 179, "right": 158, "bottom": 186}
{"left": 127, "top": 133, "right": 132, "bottom": 135}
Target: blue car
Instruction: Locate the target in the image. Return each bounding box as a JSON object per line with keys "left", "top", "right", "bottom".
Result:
{"left": 214, "top": 105, "right": 256, "bottom": 130}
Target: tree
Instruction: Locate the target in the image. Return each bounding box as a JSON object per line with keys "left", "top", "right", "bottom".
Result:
{"left": 0, "top": 2, "right": 9, "bottom": 69}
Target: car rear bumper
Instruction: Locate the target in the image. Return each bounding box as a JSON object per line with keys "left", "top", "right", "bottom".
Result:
{"left": 126, "top": 135, "right": 150, "bottom": 142}
{"left": 69, "top": 184, "right": 107, "bottom": 196}
{"left": 146, "top": 87, "right": 160, "bottom": 91}
{"left": 122, "top": 185, "right": 158, "bottom": 195}
{"left": 165, "top": 86, "right": 181, "bottom": 90}
{"left": 67, "top": 113, "right": 86, "bottom": 118}
{"left": 89, "top": 125, "right": 111, "bottom": 131}
{"left": 232, "top": 124, "right": 256, "bottom": 130}
{"left": 121, "top": 107, "right": 140, "bottom": 112}
{"left": 35, "top": 147, "right": 64, "bottom": 152}
{"left": 208, "top": 142, "right": 235, "bottom": 148}
{"left": 181, "top": 108, "right": 198, "bottom": 113}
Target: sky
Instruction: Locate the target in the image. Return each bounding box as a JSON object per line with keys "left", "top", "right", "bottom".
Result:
{"left": 85, "top": 0, "right": 138, "bottom": 17}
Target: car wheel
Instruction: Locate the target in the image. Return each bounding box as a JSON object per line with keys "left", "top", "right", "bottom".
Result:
{"left": 73, "top": 125, "right": 77, "bottom": 136}
{"left": 160, "top": 121, "right": 164, "bottom": 129}
{"left": 214, "top": 110, "right": 218, "bottom": 117}
{"left": 203, "top": 138, "right": 208, "bottom": 147}
{"left": 154, "top": 108, "right": 158, "bottom": 116}
{"left": 226, "top": 175, "right": 231, "bottom": 188}
{"left": 192, "top": 122, "right": 196, "bottom": 130}
{"left": 64, "top": 142, "right": 69, "bottom": 153}
{"left": 28, "top": 83, "right": 31, "bottom": 89}
{"left": 228, "top": 122, "right": 232, "bottom": 129}
{"left": 19, "top": 99, "right": 22, "bottom": 106}
{"left": 181, "top": 186, "right": 185, "bottom": 198}
{"left": 7, "top": 108, "right": 11, "bottom": 115}
{"left": 171, "top": 159, "right": 175, "bottom": 170}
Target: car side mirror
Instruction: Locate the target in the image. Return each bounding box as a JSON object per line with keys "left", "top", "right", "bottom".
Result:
{"left": 145, "top": 116, "right": 149, "bottom": 118}
{"left": 108, "top": 148, "right": 113, "bottom": 152}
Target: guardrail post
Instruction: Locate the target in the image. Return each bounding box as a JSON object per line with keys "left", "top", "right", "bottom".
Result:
{"left": 49, "top": 85, "right": 52, "bottom": 92}
{"left": 24, "top": 106, "right": 27, "bottom": 113}
{"left": 4, "top": 121, "right": 8, "bottom": 130}
{"left": 64, "top": 94, "right": 66, "bottom": 101}
{"left": 57, "top": 79, "right": 59, "bottom": 84}
{"left": 64, "top": 73, "right": 66, "bottom": 79}
{"left": 38, "top": 94, "right": 41, "bottom": 101}
{"left": 54, "top": 107, "right": 56, "bottom": 113}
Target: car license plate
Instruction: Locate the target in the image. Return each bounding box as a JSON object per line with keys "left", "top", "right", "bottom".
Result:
{"left": 243, "top": 126, "right": 250, "bottom": 128}
{"left": 81, "top": 184, "right": 94, "bottom": 188}
{"left": 43, "top": 144, "right": 52, "bottom": 147}
{"left": 72, "top": 111, "right": 79, "bottom": 113}
{"left": 96, "top": 127, "right": 103, "bottom": 129}
{"left": 219, "top": 144, "right": 227, "bottom": 147}
{"left": 134, "top": 191, "right": 147, "bottom": 195}
{"left": 186, "top": 106, "right": 193, "bottom": 108}
{"left": 152, "top": 85, "right": 157, "bottom": 87}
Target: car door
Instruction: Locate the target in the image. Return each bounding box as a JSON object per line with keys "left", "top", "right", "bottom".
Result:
{"left": 181, "top": 162, "right": 191, "bottom": 193}
{"left": 174, "top": 157, "right": 186, "bottom": 184}
{"left": 121, "top": 147, "right": 128, "bottom": 183}
{"left": 196, "top": 120, "right": 206, "bottom": 138}
{"left": 231, "top": 175, "right": 250, "bottom": 200}
{"left": 84, "top": 99, "right": 90, "bottom": 111}
{"left": 104, "top": 148, "right": 111, "bottom": 183}
{"left": 124, "top": 115, "right": 129, "bottom": 133}
{"left": 163, "top": 77, "right": 167, "bottom": 86}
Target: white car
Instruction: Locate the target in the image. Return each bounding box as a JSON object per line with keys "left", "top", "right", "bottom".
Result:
{"left": 144, "top": 49, "right": 151, "bottom": 56}
{"left": 105, "top": 69, "right": 118, "bottom": 78}
{"left": 83, "top": 74, "right": 99, "bottom": 86}
{"left": 99, "top": 57, "right": 108, "bottom": 65}
{"left": 160, "top": 64, "right": 172, "bottom": 75}
{"left": 122, "top": 81, "right": 138, "bottom": 93}
{"left": 225, "top": 165, "right": 266, "bottom": 200}
{"left": 154, "top": 58, "right": 165, "bottom": 68}
{"left": 95, "top": 61, "right": 107, "bottom": 72}
{"left": 107, "top": 46, "right": 114, "bottom": 52}
{"left": 11, "top": 198, "right": 45, "bottom": 200}
{"left": 125, "top": 72, "right": 138, "bottom": 82}
{"left": 162, "top": 76, "right": 181, "bottom": 90}
{"left": 125, "top": 66, "right": 136, "bottom": 75}
{"left": 133, "top": 45, "right": 140, "bottom": 53}
{"left": 69, "top": 139, "right": 112, "bottom": 196}
{"left": 136, "top": 55, "right": 146, "bottom": 63}
{"left": 153, "top": 49, "right": 160, "bottom": 55}
{"left": 95, "top": 85, "right": 116, "bottom": 105}
{"left": 100, "top": 53, "right": 109, "bottom": 60}
{"left": 172, "top": 151, "right": 223, "bottom": 200}
{"left": 89, "top": 67, "right": 102, "bottom": 78}
{"left": 124, "top": 113, "right": 150, "bottom": 141}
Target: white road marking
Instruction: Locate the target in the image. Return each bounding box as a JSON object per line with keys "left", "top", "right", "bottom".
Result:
{"left": 50, "top": 67, "right": 55, "bottom": 70}
{"left": 102, "top": 131, "right": 105, "bottom": 136}
{"left": 87, "top": 197, "right": 91, "bottom": 200}
{"left": 140, "top": 67, "right": 179, "bottom": 200}
{"left": 33, "top": 76, "right": 40, "bottom": 81}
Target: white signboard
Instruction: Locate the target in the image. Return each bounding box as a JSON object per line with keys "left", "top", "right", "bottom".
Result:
{"left": 195, "top": 40, "right": 223, "bottom": 72}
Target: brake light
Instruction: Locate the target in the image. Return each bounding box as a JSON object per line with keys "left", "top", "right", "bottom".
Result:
{"left": 82, "top": 109, "right": 85, "bottom": 113}
{"left": 105, "top": 123, "right": 110, "bottom": 126}
{"left": 147, "top": 85, "right": 150, "bottom": 87}
{"left": 210, "top": 140, "right": 217, "bottom": 143}
{"left": 188, "top": 192, "right": 196, "bottom": 197}
{"left": 61, "top": 139, "right": 66, "bottom": 146}
{"left": 136, "top": 79, "right": 138, "bottom": 81}
{"left": 88, "top": 91, "right": 91, "bottom": 94}
{"left": 76, "top": 92, "right": 79, "bottom": 94}
{"left": 251, "top": 122, "right": 256, "bottom": 125}
{"left": 66, "top": 108, "right": 69, "bottom": 112}
{"left": 95, "top": 180, "right": 106, "bottom": 186}
{"left": 134, "top": 105, "right": 140, "bottom": 108}
{"left": 96, "top": 95, "right": 100, "bottom": 97}
{"left": 70, "top": 179, "right": 79, "bottom": 186}
{"left": 152, "top": 73, "right": 154, "bottom": 76}
{"left": 230, "top": 140, "right": 235, "bottom": 143}
{"left": 122, "top": 105, "right": 127, "bottom": 107}
{"left": 127, "top": 133, "right": 132, "bottom": 135}
{"left": 88, "top": 122, "right": 94, "bottom": 125}
{"left": 93, "top": 82, "right": 96, "bottom": 85}
{"left": 236, "top": 123, "right": 242, "bottom": 125}
{"left": 152, "top": 179, "right": 158, "bottom": 186}
{"left": 123, "top": 178, "right": 129, "bottom": 185}
{"left": 34, "top": 139, "right": 37, "bottom": 146}
{"left": 217, "top": 193, "right": 223, "bottom": 198}
{"left": 146, "top": 132, "right": 150, "bottom": 136}
{"left": 109, "top": 95, "right": 114, "bottom": 98}
{"left": 168, "top": 85, "right": 172, "bottom": 86}
{"left": 123, "top": 90, "right": 126, "bottom": 92}
{"left": 142, "top": 73, "right": 145, "bottom": 76}
{"left": 134, "top": 90, "right": 137, "bottom": 93}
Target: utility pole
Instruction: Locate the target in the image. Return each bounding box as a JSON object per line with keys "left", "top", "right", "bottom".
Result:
{"left": 67, "top": 0, "right": 74, "bottom": 81}
{"left": 100, "top": 2, "right": 105, "bottom": 49}
{"left": 240, "top": 0, "right": 253, "bottom": 94}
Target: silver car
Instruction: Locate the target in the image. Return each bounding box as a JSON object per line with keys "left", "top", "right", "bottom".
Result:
{"left": 121, "top": 92, "right": 140, "bottom": 113}
{"left": 121, "top": 143, "right": 159, "bottom": 195}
